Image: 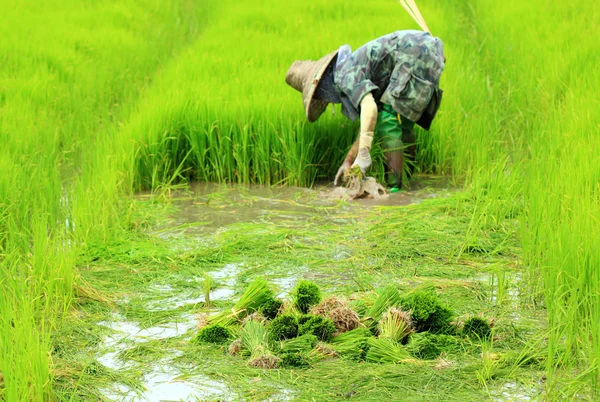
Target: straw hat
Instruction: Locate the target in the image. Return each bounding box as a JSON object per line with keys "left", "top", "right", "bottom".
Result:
{"left": 285, "top": 50, "right": 339, "bottom": 122}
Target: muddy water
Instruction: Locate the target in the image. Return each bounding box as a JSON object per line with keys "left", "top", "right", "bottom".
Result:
{"left": 146, "top": 175, "right": 454, "bottom": 236}
{"left": 97, "top": 176, "right": 454, "bottom": 401}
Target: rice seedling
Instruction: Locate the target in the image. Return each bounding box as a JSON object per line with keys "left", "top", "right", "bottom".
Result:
{"left": 280, "top": 352, "right": 311, "bottom": 368}
{"left": 366, "top": 338, "right": 415, "bottom": 364}
{"left": 202, "top": 274, "right": 214, "bottom": 307}
{"left": 195, "top": 324, "right": 233, "bottom": 345}
{"left": 258, "top": 297, "right": 283, "bottom": 320}
{"left": 362, "top": 286, "right": 403, "bottom": 331}
{"left": 407, "top": 333, "right": 460, "bottom": 360}
{"left": 269, "top": 315, "right": 299, "bottom": 341}
{"left": 378, "top": 308, "right": 413, "bottom": 343}
{"left": 241, "top": 321, "right": 280, "bottom": 369}
{"left": 330, "top": 328, "right": 374, "bottom": 361}
{"left": 279, "top": 334, "right": 319, "bottom": 354}
{"left": 208, "top": 278, "right": 275, "bottom": 327}
{"left": 292, "top": 281, "right": 322, "bottom": 314}
{"left": 462, "top": 317, "right": 492, "bottom": 341}
{"left": 298, "top": 315, "right": 336, "bottom": 342}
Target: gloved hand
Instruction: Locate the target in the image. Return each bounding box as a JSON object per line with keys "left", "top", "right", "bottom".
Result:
{"left": 334, "top": 160, "right": 352, "bottom": 186}
{"left": 351, "top": 147, "right": 372, "bottom": 175}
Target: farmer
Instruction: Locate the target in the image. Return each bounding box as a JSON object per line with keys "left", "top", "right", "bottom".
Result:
{"left": 285, "top": 30, "right": 445, "bottom": 189}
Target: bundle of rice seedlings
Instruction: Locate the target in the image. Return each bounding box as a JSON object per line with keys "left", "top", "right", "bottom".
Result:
{"left": 298, "top": 315, "right": 336, "bottom": 342}
{"left": 249, "top": 354, "right": 281, "bottom": 369}
{"left": 378, "top": 307, "right": 413, "bottom": 343}
{"left": 258, "top": 297, "right": 283, "bottom": 320}
{"left": 407, "top": 333, "right": 460, "bottom": 360}
{"left": 423, "top": 306, "right": 456, "bottom": 335}
{"left": 349, "top": 299, "right": 369, "bottom": 318}
{"left": 280, "top": 352, "right": 311, "bottom": 368}
{"left": 194, "top": 324, "right": 232, "bottom": 345}
{"left": 366, "top": 338, "right": 415, "bottom": 364}
{"left": 328, "top": 306, "right": 361, "bottom": 335}
{"left": 401, "top": 289, "right": 455, "bottom": 334}
{"left": 228, "top": 338, "right": 243, "bottom": 356}
{"left": 242, "top": 312, "right": 267, "bottom": 325}
{"left": 241, "top": 320, "right": 280, "bottom": 369}
{"left": 310, "top": 296, "right": 346, "bottom": 316}
{"left": 362, "top": 286, "right": 402, "bottom": 331}
{"left": 208, "top": 278, "right": 274, "bottom": 327}
{"left": 462, "top": 317, "right": 492, "bottom": 341}
{"left": 292, "top": 280, "right": 321, "bottom": 313}
{"left": 279, "top": 334, "right": 318, "bottom": 354}
{"left": 330, "top": 327, "right": 373, "bottom": 361}
{"left": 269, "top": 314, "right": 299, "bottom": 341}
{"left": 309, "top": 342, "right": 339, "bottom": 361}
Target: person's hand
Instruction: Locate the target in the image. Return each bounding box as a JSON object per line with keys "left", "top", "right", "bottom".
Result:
{"left": 334, "top": 160, "right": 352, "bottom": 186}
{"left": 351, "top": 149, "right": 372, "bottom": 175}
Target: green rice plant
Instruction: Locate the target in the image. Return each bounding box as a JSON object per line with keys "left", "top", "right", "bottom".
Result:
{"left": 269, "top": 314, "right": 299, "bottom": 341}
{"left": 279, "top": 334, "right": 319, "bottom": 355}
{"left": 462, "top": 317, "right": 492, "bottom": 341}
{"left": 400, "top": 290, "right": 454, "bottom": 334}
{"left": 407, "top": 333, "right": 460, "bottom": 360}
{"left": 241, "top": 321, "right": 280, "bottom": 369}
{"left": 194, "top": 325, "right": 233, "bottom": 345}
{"left": 378, "top": 308, "right": 413, "bottom": 343}
{"left": 208, "top": 278, "right": 275, "bottom": 327}
{"left": 298, "top": 315, "right": 336, "bottom": 342}
{"left": 292, "top": 281, "right": 322, "bottom": 314}
{"left": 366, "top": 338, "right": 413, "bottom": 364}
{"left": 258, "top": 297, "right": 283, "bottom": 320}
{"left": 279, "top": 352, "right": 311, "bottom": 368}
{"left": 362, "top": 286, "right": 402, "bottom": 331}
{"left": 331, "top": 327, "right": 374, "bottom": 361}
{"left": 202, "top": 273, "right": 214, "bottom": 307}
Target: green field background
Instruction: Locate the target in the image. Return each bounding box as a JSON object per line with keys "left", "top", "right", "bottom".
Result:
{"left": 0, "top": 0, "right": 598, "bottom": 400}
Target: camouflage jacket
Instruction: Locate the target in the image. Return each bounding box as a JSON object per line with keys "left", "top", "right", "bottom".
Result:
{"left": 334, "top": 30, "right": 445, "bottom": 122}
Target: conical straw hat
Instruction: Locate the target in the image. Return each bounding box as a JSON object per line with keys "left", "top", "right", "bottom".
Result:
{"left": 285, "top": 50, "right": 339, "bottom": 122}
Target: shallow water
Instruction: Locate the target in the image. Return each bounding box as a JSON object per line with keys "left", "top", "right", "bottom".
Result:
{"left": 145, "top": 176, "right": 454, "bottom": 236}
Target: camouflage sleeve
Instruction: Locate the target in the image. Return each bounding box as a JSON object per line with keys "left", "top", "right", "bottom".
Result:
{"left": 334, "top": 47, "right": 379, "bottom": 111}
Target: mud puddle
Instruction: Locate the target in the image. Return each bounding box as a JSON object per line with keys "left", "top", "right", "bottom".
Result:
{"left": 144, "top": 175, "right": 454, "bottom": 236}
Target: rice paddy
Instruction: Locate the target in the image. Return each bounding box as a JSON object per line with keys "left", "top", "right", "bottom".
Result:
{"left": 1, "top": 0, "right": 598, "bottom": 400}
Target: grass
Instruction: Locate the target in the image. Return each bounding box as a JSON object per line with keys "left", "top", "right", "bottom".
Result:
{"left": 0, "top": 0, "right": 598, "bottom": 399}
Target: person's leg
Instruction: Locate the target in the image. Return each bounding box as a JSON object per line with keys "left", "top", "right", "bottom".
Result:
{"left": 400, "top": 115, "right": 416, "bottom": 176}
{"left": 376, "top": 105, "right": 404, "bottom": 188}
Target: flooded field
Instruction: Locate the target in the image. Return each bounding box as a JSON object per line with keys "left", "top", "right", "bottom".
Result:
{"left": 58, "top": 177, "right": 547, "bottom": 401}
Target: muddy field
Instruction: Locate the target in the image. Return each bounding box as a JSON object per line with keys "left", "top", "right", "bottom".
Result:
{"left": 51, "top": 177, "right": 546, "bottom": 401}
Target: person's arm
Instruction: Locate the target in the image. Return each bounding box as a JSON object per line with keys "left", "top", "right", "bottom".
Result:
{"left": 334, "top": 93, "right": 378, "bottom": 185}
{"left": 351, "top": 93, "right": 377, "bottom": 174}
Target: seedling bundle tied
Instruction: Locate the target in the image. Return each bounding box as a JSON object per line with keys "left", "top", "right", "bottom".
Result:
{"left": 194, "top": 278, "right": 493, "bottom": 369}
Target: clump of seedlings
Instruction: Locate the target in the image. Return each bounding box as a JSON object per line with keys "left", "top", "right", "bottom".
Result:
{"left": 330, "top": 327, "right": 373, "bottom": 361}
{"left": 366, "top": 338, "right": 414, "bottom": 364}
{"left": 269, "top": 314, "right": 299, "bottom": 341}
{"left": 298, "top": 315, "right": 336, "bottom": 342}
{"left": 259, "top": 297, "right": 283, "bottom": 320}
{"left": 362, "top": 286, "right": 403, "bottom": 331}
{"left": 279, "top": 334, "right": 318, "bottom": 354}
{"left": 207, "top": 278, "right": 276, "bottom": 327}
{"left": 293, "top": 280, "right": 322, "bottom": 313}
{"left": 280, "top": 352, "right": 311, "bottom": 368}
{"left": 194, "top": 279, "right": 492, "bottom": 370}
{"left": 195, "top": 324, "right": 232, "bottom": 345}
{"left": 400, "top": 289, "right": 455, "bottom": 334}
{"left": 241, "top": 320, "right": 280, "bottom": 369}
{"left": 462, "top": 317, "right": 492, "bottom": 340}
{"left": 407, "top": 333, "right": 460, "bottom": 360}
{"left": 378, "top": 307, "right": 413, "bottom": 343}
{"left": 311, "top": 297, "right": 360, "bottom": 335}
